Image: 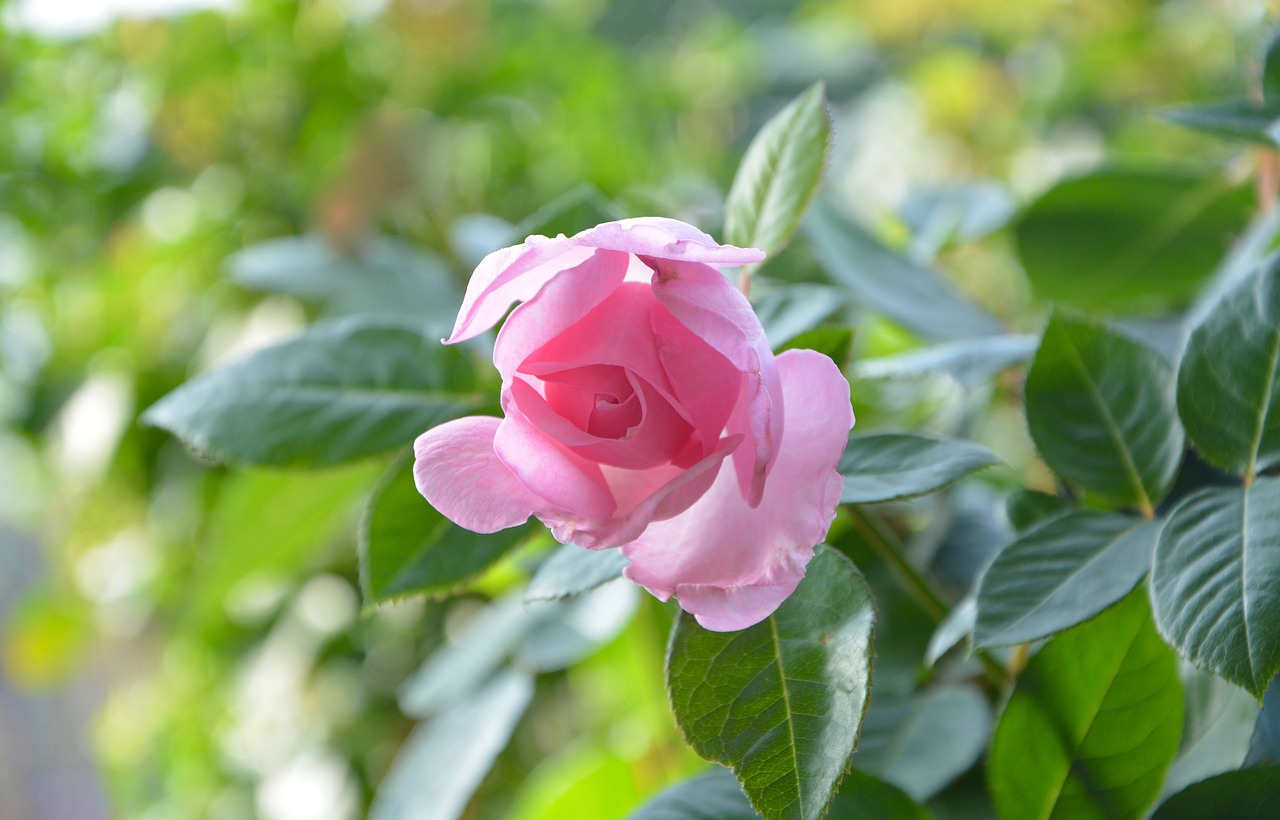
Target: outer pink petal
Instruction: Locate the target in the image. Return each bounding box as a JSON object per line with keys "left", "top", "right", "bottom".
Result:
{"left": 445, "top": 238, "right": 592, "bottom": 344}
{"left": 571, "top": 218, "right": 765, "bottom": 265}
{"left": 413, "top": 417, "right": 550, "bottom": 533}
{"left": 621, "top": 350, "right": 854, "bottom": 631}
{"left": 493, "top": 406, "right": 616, "bottom": 520}
{"left": 492, "top": 249, "right": 630, "bottom": 382}
{"left": 564, "top": 435, "right": 741, "bottom": 550}
{"left": 648, "top": 257, "right": 784, "bottom": 507}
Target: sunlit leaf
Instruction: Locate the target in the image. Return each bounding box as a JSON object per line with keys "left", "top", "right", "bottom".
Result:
{"left": 666, "top": 547, "right": 875, "bottom": 820}
{"left": 1025, "top": 310, "right": 1184, "bottom": 511}
{"left": 1151, "top": 478, "right": 1280, "bottom": 698}
{"left": 142, "top": 317, "right": 484, "bottom": 467}
{"left": 988, "top": 591, "right": 1183, "bottom": 820}
{"left": 838, "top": 433, "right": 1002, "bottom": 504}
{"left": 725, "top": 82, "right": 831, "bottom": 260}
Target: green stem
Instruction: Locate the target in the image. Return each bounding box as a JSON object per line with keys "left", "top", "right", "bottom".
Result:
{"left": 847, "top": 506, "right": 1009, "bottom": 687}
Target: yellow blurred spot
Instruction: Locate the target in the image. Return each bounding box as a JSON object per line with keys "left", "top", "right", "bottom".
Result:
{"left": 2, "top": 593, "right": 89, "bottom": 690}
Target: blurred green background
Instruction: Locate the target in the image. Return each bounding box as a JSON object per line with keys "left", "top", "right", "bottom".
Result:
{"left": 0, "top": 0, "right": 1271, "bottom": 818}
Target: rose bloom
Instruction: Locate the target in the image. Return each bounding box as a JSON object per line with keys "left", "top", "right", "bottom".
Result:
{"left": 414, "top": 218, "right": 853, "bottom": 631}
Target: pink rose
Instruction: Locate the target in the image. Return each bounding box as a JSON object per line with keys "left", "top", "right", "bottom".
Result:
{"left": 413, "top": 217, "right": 854, "bottom": 630}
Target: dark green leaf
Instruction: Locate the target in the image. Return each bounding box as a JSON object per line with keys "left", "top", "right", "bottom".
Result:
{"left": 1025, "top": 310, "right": 1184, "bottom": 511}
{"left": 360, "top": 456, "right": 537, "bottom": 606}
{"left": 853, "top": 334, "right": 1037, "bottom": 390}
{"left": 372, "top": 670, "right": 533, "bottom": 820}
{"left": 924, "top": 597, "right": 976, "bottom": 668}
{"left": 666, "top": 547, "right": 875, "bottom": 820}
{"left": 805, "top": 201, "right": 1005, "bottom": 341}
{"left": 839, "top": 433, "right": 1002, "bottom": 504}
{"left": 725, "top": 82, "right": 831, "bottom": 259}
{"left": 1264, "top": 23, "right": 1280, "bottom": 105}
{"left": 525, "top": 543, "right": 629, "bottom": 603}
{"left": 1015, "top": 169, "right": 1253, "bottom": 312}
{"left": 988, "top": 591, "right": 1184, "bottom": 820}
{"left": 1159, "top": 100, "right": 1280, "bottom": 146}
{"left": 1151, "top": 478, "right": 1280, "bottom": 698}
{"left": 1177, "top": 257, "right": 1280, "bottom": 478}
{"left": 828, "top": 771, "right": 930, "bottom": 820}
{"left": 229, "top": 235, "right": 462, "bottom": 333}
{"left": 1004, "top": 489, "right": 1070, "bottom": 532}
{"left": 854, "top": 685, "right": 991, "bottom": 801}
{"left": 1152, "top": 768, "right": 1280, "bottom": 820}
{"left": 974, "top": 513, "right": 1157, "bottom": 648}
{"left": 142, "top": 317, "right": 483, "bottom": 467}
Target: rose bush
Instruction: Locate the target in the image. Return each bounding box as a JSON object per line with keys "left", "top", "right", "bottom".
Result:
{"left": 413, "top": 218, "right": 853, "bottom": 630}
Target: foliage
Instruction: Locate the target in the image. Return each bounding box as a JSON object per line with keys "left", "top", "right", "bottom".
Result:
{"left": 6, "top": 2, "right": 1280, "bottom": 819}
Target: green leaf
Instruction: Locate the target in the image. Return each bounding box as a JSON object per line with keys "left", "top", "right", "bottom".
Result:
{"left": 142, "top": 317, "right": 484, "bottom": 467}
{"left": 514, "top": 581, "right": 638, "bottom": 673}
{"left": 1151, "top": 478, "right": 1280, "bottom": 698}
{"left": 1246, "top": 675, "right": 1280, "bottom": 765}
{"left": 827, "top": 771, "right": 931, "bottom": 820}
{"left": 988, "top": 591, "right": 1184, "bottom": 820}
{"left": 188, "top": 465, "right": 375, "bottom": 629}
{"left": 666, "top": 546, "right": 875, "bottom": 820}
{"left": 629, "top": 768, "right": 927, "bottom": 820}
{"left": 1015, "top": 169, "right": 1254, "bottom": 312}
{"left": 229, "top": 234, "right": 462, "bottom": 333}
{"left": 805, "top": 200, "right": 1005, "bottom": 342}
{"left": 853, "top": 334, "right": 1037, "bottom": 390}
{"left": 371, "top": 669, "right": 534, "bottom": 820}
{"left": 1025, "top": 310, "right": 1184, "bottom": 511}
{"left": 1004, "top": 489, "right": 1070, "bottom": 532}
{"left": 899, "top": 182, "right": 1016, "bottom": 259}
{"left": 775, "top": 325, "right": 854, "bottom": 365}
{"left": 854, "top": 685, "right": 991, "bottom": 801}
{"left": 1177, "top": 258, "right": 1280, "bottom": 478}
{"left": 1167, "top": 670, "right": 1260, "bottom": 794}
{"left": 1159, "top": 100, "right": 1280, "bottom": 146}
{"left": 627, "top": 768, "right": 760, "bottom": 820}
{"left": 525, "top": 543, "right": 628, "bottom": 603}
{"left": 838, "top": 433, "right": 1002, "bottom": 504}
{"left": 360, "top": 456, "right": 537, "bottom": 606}
{"left": 974, "top": 513, "right": 1157, "bottom": 648}
{"left": 752, "top": 283, "right": 850, "bottom": 348}
{"left": 725, "top": 82, "right": 831, "bottom": 260}
{"left": 1264, "top": 23, "right": 1280, "bottom": 105}
{"left": 1152, "top": 768, "right": 1280, "bottom": 820}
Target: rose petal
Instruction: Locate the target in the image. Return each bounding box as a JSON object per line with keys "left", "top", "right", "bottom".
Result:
{"left": 446, "top": 239, "right": 593, "bottom": 344}
{"left": 413, "top": 416, "right": 549, "bottom": 533}
{"left": 493, "top": 407, "right": 616, "bottom": 520}
{"left": 621, "top": 349, "right": 854, "bottom": 631}
{"left": 571, "top": 217, "right": 765, "bottom": 265}
{"left": 492, "top": 249, "right": 630, "bottom": 382}
{"left": 565, "top": 434, "right": 741, "bottom": 549}
{"left": 648, "top": 258, "right": 784, "bottom": 507}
